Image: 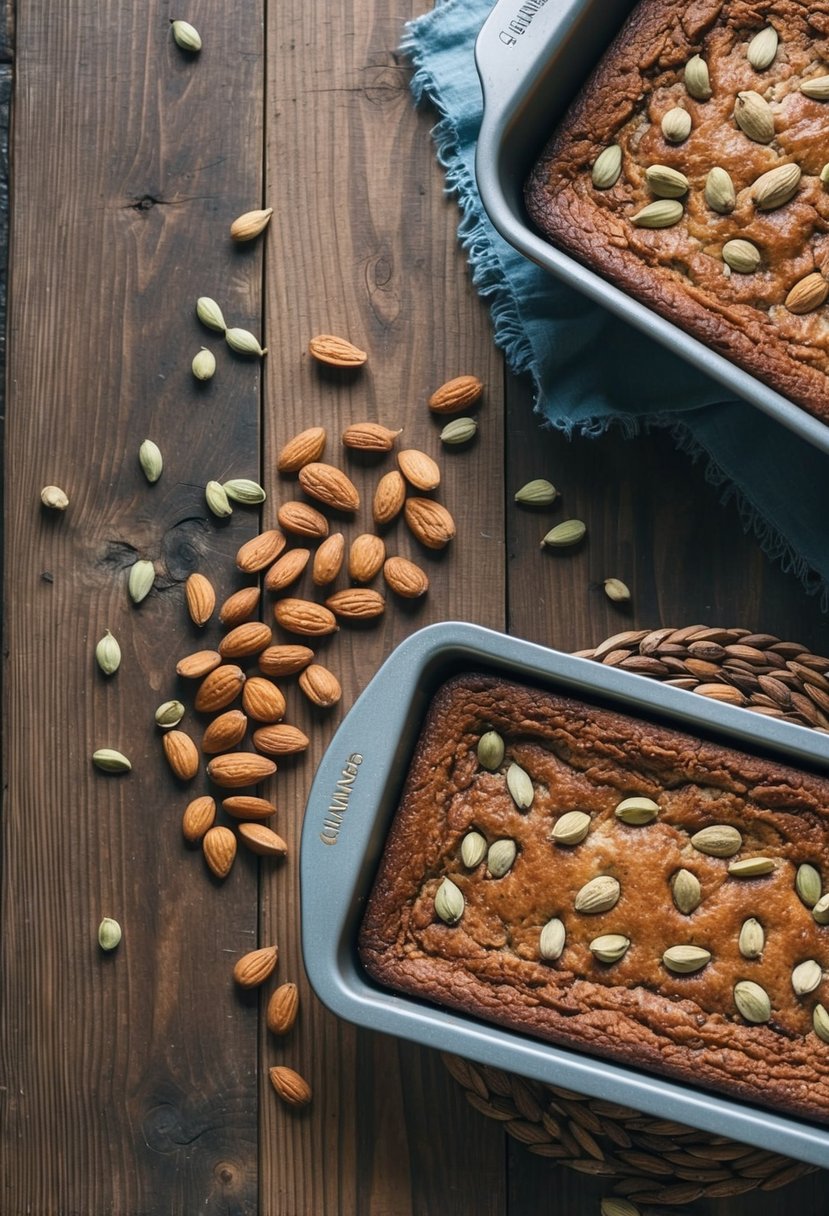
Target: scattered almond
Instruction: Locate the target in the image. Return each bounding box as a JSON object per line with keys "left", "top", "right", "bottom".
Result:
{"left": 176, "top": 649, "right": 222, "bottom": 679}
{"left": 348, "top": 533, "right": 385, "bottom": 582}
{"left": 269, "top": 1065, "right": 312, "bottom": 1108}
{"left": 218, "top": 585, "right": 261, "bottom": 628}
{"left": 277, "top": 426, "right": 327, "bottom": 473}
{"left": 372, "top": 470, "right": 407, "bottom": 526}
{"left": 163, "top": 730, "right": 200, "bottom": 780}
{"left": 342, "top": 422, "right": 402, "bottom": 452}
{"left": 233, "top": 945, "right": 278, "bottom": 988}
{"left": 267, "top": 982, "right": 299, "bottom": 1035}
{"left": 298, "top": 462, "right": 360, "bottom": 512}
{"left": 257, "top": 644, "right": 315, "bottom": 676}
{"left": 206, "top": 752, "right": 277, "bottom": 788}
{"left": 182, "top": 795, "right": 216, "bottom": 842}
{"left": 218, "top": 621, "right": 273, "bottom": 659}
{"left": 252, "top": 723, "right": 310, "bottom": 756}
{"left": 428, "top": 374, "right": 483, "bottom": 414}
{"left": 277, "top": 500, "right": 329, "bottom": 539}
{"left": 203, "top": 826, "right": 237, "bottom": 879}
{"left": 194, "top": 664, "right": 246, "bottom": 712}
{"left": 238, "top": 822, "right": 288, "bottom": 857}
{"left": 241, "top": 675, "right": 286, "bottom": 723}
{"left": 308, "top": 334, "right": 367, "bottom": 367}
{"left": 236, "top": 529, "right": 287, "bottom": 573}
{"left": 222, "top": 795, "right": 277, "bottom": 820}
{"left": 230, "top": 207, "right": 273, "bottom": 242}
{"left": 383, "top": 555, "right": 429, "bottom": 598}
{"left": 185, "top": 572, "right": 216, "bottom": 627}
{"left": 273, "top": 597, "right": 338, "bottom": 636}
{"left": 397, "top": 449, "right": 440, "bottom": 491}
{"left": 299, "top": 663, "right": 342, "bottom": 708}
{"left": 325, "top": 588, "right": 385, "bottom": 621}
{"left": 201, "top": 709, "right": 248, "bottom": 754}
{"left": 785, "top": 272, "right": 829, "bottom": 315}
{"left": 312, "top": 532, "right": 345, "bottom": 586}
{"left": 264, "top": 547, "right": 311, "bottom": 592}
{"left": 404, "top": 497, "right": 456, "bottom": 549}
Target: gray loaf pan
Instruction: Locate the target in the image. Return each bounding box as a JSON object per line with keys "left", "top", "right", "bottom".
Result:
{"left": 300, "top": 622, "right": 829, "bottom": 1169}
{"left": 472, "top": 0, "right": 829, "bottom": 456}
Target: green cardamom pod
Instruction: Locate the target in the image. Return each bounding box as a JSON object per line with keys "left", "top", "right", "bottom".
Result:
{"left": 820, "top": 164, "right": 829, "bottom": 188}
{"left": 225, "top": 327, "right": 267, "bottom": 357}
{"left": 540, "top": 520, "right": 586, "bottom": 548}
{"left": 690, "top": 824, "right": 742, "bottom": 857}
{"left": 813, "top": 1003, "right": 829, "bottom": 1044}
{"left": 128, "top": 559, "right": 155, "bottom": 604}
{"left": 591, "top": 144, "right": 622, "bottom": 190}
{"left": 630, "top": 200, "right": 684, "bottom": 229}
{"left": 722, "top": 239, "right": 761, "bottom": 274}
{"left": 477, "top": 729, "right": 504, "bottom": 771}
{"left": 222, "top": 478, "right": 266, "bottom": 504}
{"left": 589, "top": 934, "right": 630, "bottom": 964}
{"left": 460, "top": 830, "right": 487, "bottom": 869}
{"left": 727, "top": 857, "right": 776, "bottom": 877}
{"left": 792, "top": 959, "right": 822, "bottom": 997}
{"left": 574, "top": 875, "right": 620, "bottom": 915}
{"left": 487, "top": 838, "right": 517, "bottom": 879}
{"left": 551, "top": 810, "right": 591, "bottom": 846}
{"left": 800, "top": 75, "right": 829, "bottom": 100}
{"left": 434, "top": 877, "right": 464, "bottom": 925}
{"left": 92, "top": 748, "right": 132, "bottom": 773}
{"left": 671, "top": 869, "right": 701, "bottom": 915}
{"left": 98, "top": 917, "right": 122, "bottom": 951}
{"left": 192, "top": 347, "right": 216, "bottom": 381}
{"left": 600, "top": 1200, "right": 641, "bottom": 1216}
{"left": 663, "top": 945, "right": 711, "bottom": 974}
{"left": 603, "top": 577, "right": 631, "bottom": 603}
{"left": 751, "top": 163, "right": 801, "bottom": 210}
{"left": 171, "top": 19, "right": 201, "bottom": 52}
{"left": 440, "top": 417, "right": 478, "bottom": 446}
{"left": 644, "top": 164, "right": 689, "bottom": 199}
{"left": 539, "top": 917, "right": 565, "bottom": 961}
{"left": 196, "top": 296, "right": 227, "bottom": 332}
{"left": 738, "top": 917, "right": 764, "bottom": 959}
{"left": 139, "top": 439, "right": 163, "bottom": 484}
{"left": 205, "top": 480, "right": 233, "bottom": 518}
{"left": 812, "top": 893, "right": 829, "bottom": 925}
{"left": 515, "top": 478, "right": 558, "bottom": 506}
{"left": 734, "top": 90, "right": 774, "bottom": 143}
{"left": 95, "top": 629, "right": 121, "bottom": 676}
{"left": 614, "top": 796, "right": 658, "bottom": 825}
{"left": 660, "top": 107, "right": 692, "bottom": 143}
{"left": 683, "top": 55, "right": 711, "bottom": 101}
{"left": 506, "top": 761, "right": 534, "bottom": 810}
{"left": 796, "top": 862, "right": 822, "bottom": 908}
{"left": 705, "top": 166, "right": 736, "bottom": 214}
{"left": 155, "top": 699, "right": 185, "bottom": 729}
{"left": 734, "top": 979, "right": 771, "bottom": 1023}
{"left": 747, "top": 26, "right": 778, "bottom": 71}
{"left": 41, "top": 485, "right": 69, "bottom": 510}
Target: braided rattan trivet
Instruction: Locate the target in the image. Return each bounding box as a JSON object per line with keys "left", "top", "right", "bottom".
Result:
{"left": 444, "top": 625, "right": 829, "bottom": 1206}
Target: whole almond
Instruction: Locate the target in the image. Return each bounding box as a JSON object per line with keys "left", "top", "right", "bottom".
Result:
{"left": 201, "top": 709, "right": 248, "bottom": 754}
{"left": 277, "top": 426, "right": 327, "bottom": 473}
{"left": 404, "top": 498, "right": 456, "bottom": 549}
{"left": 785, "top": 272, "right": 829, "bottom": 315}
{"left": 238, "top": 822, "right": 288, "bottom": 857}
{"left": 383, "top": 555, "right": 429, "bottom": 598}
{"left": 312, "top": 532, "right": 345, "bottom": 586}
{"left": 277, "top": 500, "right": 329, "bottom": 539}
{"left": 194, "top": 664, "right": 246, "bottom": 712}
{"left": 222, "top": 795, "right": 277, "bottom": 820}
{"left": 267, "top": 982, "right": 299, "bottom": 1035}
{"left": 230, "top": 207, "right": 273, "bottom": 242}
{"left": 341, "top": 422, "right": 402, "bottom": 452}
{"left": 274, "top": 597, "right": 338, "bottom": 636}
{"left": 269, "top": 1065, "right": 312, "bottom": 1108}
{"left": 233, "top": 945, "right": 278, "bottom": 988}
{"left": 242, "top": 675, "right": 286, "bottom": 723}
{"left": 176, "top": 649, "right": 222, "bottom": 679}
{"left": 236, "top": 529, "right": 287, "bottom": 573}
{"left": 258, "top": 644, "right": 315, "bottom": 676}
{"left": 218, "top": 585, "right": 261, "bottom": 628}
{"left": 252, "top": 723, "right": 310, "bottom": 756}
{"left": 219, "top": 621, "right": 273, "bottom": 659}
{"left": 182, "top": 795, "right": 216, "bottom": 842}
{"left": 264, "top": 547, "right": 311, "bottom": 592}
{"left": 325, "top": 588, "right": 385, "bottom": 621}
{"left": 308, "top": 333, "right": 367, "bottom": 367}
{"left": 397, "top": 449, "right": 440, "bottom": 491}
{"left": 299, "top": 663, "right": 342, "bottom": 707}
{"left": 203, "top": 826, "right": 237, "bottom": 879}
{"left": 428, "top": 374, "right": 483, "bottom": 414}
{"left": 372, "top": 470, "right": 406, "bottom": 526}
{"left": 298, "top": 462, "right": 360, "bottom": 512}
{"left": 348, "top": 533, "right": 385, "bottom": 582}
{"left": 163, "top": 730, "right": 200, "bottom": 780}
{"left": 206, "top": 752, "right": 277, "bottom": 788}
{"left": 185, "top": 572, "right": 215, "bottom": 627}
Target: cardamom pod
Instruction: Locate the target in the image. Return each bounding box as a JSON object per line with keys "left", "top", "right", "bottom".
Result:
{"left": 800, "top": 75, "right": 829, "bottom": 100}
{"left": 734, "top": 979, "right": 771, "bottom": 1023}
{"left": 684, "top": 54, "right": 711, "bottom": 101}
{"left": 128, "top": 559, "right": 155, "bottom": 604}
{"left": 95, "top": 629, "right": 121, "bottom": 676}
{"left": 727, "top": 857, "right": 776, "bottom": 877}
{"left": 205, "top": 480, "right": 233, "bottom": 518}
{"left": 440, "top": 417, "right": 478, "bottom": 446}
{"left": 734, "top": 90, "right": 775, "bottom": 143}
{"left": 139, "top": 439, "right": 163, "bottom": 484}
{"left": 813, "top": 893, "right": 829, "bottom": 925}
{"left": 705, "top": 166, "right": 736, "bottom": 214}
{"left": 155, "top": 699, "right": 185, "bottom": 729}
{"left": 644, "top": 164, "right": 689, "bottom": 199}
{"left": 591, "top": 143, "right": 622, "bottom": 189}
{"left": 747, "top": 26, "right": 778, "bottom": 71}
{"left": 487, "top": 838, "right": 517, "bottom": 879}
{"left": 739, "top": 917, "right": 764, "bottom": 959}
{"left": 40, "top": 485, "right": 69, "bottom": 510}
{"left": 603, "top": 577, "right": 630, "bottom": 603}
{"left": 821, "top": 164, "right": 829, "bottom": 188}
{"left": 722, "top": 239, "right": 761, "bottom": 273}
{"left": 477, "top": 730, "right": 505, "bottom": 771}
{"left": 434, "top": 877, "right": 464, "bottom": 925}
{"left": 506, "top": 761, "right": 534, "bottom": 810}
{"left": 590, "top": 934, "right": 630, "bottom": 963}
{"left": 192, "top": 347, "right": 216, "bottom": 381}
{"left": 690, "top": 824, "right": 742, "bottom": 857}
{"left": 539, "top": 917, "right": 566, "bottom": 961}
{"left": 92, "top": 748, "right": 132, "bottom": 773}
{"left": 630, "top": 200, "right": 684, "bottom": 229}
{"left": 792, "top": 959, "right": 822, "bottom": 997}
{"left": 671, "top": 869, "right": 701, "bottom": 915}
{"left": 615, "top": 796, "right": 658, "bottom": 825}
{"left": 751, "top": 162, "right": 801, "bottom": 210}
{"left": 226, "top": 327, "right": 267, "bottom": 357}
{"left": 97, "top": 917, "right": 122, "bottom": 951}
{"left": 196, "top": 296, "right": 227, "bottom": 332}
{"left": 230, "top": 208, "right": 274, "bottom": 242}
{"left": 600, "top": 1201, "right": 641, "bottom": 1216}
{"left": 663, "top": 945, "right": 711, "bottom": 974}
{"left": 171, "top": 19, "right": 201, "bottom": 52}
{"left": 515, "top": 478, "right": 558, "bottom": 506}
{"left": 574, "top": 875, "right": 620, "bottom": 915}
{"left": 814, "top": 1003, "right": 829, "bottom": 1044}
{"left": 460, "top": 830, "right": 487, "bottom": 869}
{"left": 661, "top": 107, "right": 692, "bottom": 143}
{"left": 223, "top": 478, "right": 266, "bottom": 504}
{"left": 551, "top": 810, "right": 591, "bottom": 846}
{"left": 540, "top": 520, "right": 586, "bottom": 548}
{"left": 796, "top": 862, "right": 822, "bottom": 908}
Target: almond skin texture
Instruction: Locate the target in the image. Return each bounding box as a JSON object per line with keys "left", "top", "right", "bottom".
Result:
{"left": 241, "top": 676, "right": 286, "bottom": 723}
{"left": 347, "top": 533, "right": 385, "bottom": 583}
{"left": 428, "top": 374, "right": 483, "bottom": 414}
{"left": 324, "top": 588, "right": 385, "bottom": 621}
{"left": 312, "top": 533, "right": 345, "bottom": 586}
{"left": 163, "top": 730, "right": 200, "bottom": 780}
{"left": 308, "top": 334, "right": 367, "bottom": 367}
{"left": 252, "top": 724, "right": 310, "bottom": 756}
{"left": 238, "top": 822, "right": 288, "bottom": 857}
{"left": 218, "top": 585, "right": 261, "bottom": 628}
{"left": 277, "top": 426, "right": 327, "bottom": 472}
{"left": 277, "top": 500, "right": 329, "bottom": 539}
{"left": 257, "top": 644, "right": 315, "bottom": 676}
{"left": 185, "top": 572, "right": 216, "bottom": 627}
{"left": 397, "top": 449, "right": 440, "bottom": 492}
{"left": 263, "top": 547, "right": 310, "bottom": 592}
{"left": 176, "top": 649, "right": 222, "bottom": 679}
{"left": 182, "top": 795, "right": 216, "bottom": 842}
{"left": 203, "top": 826, "right": 237, "bottom": 879}
{"left": 341, "top": 422, "right": 402, "bottom": 452}
{"left": 404, "top": 498, "right": 456, "bottom": 549}
{"left": 372, "top": 470, "right": 406, "bottom": 526}
{"left": 298, "top": 462, "right": 360, "bottom": 512}
{"left": 274, "top": 598, "right": 338, "bottom": 636}
{"left": 206, "top": 752, "right": 276, "bottom": 788}
{"left": 233, "top": 945, "right": 278, "bottom": 988}
{"left": 194, "top": 664, "right": 246, "bottom": 712}
{"left": 236, "top": 529, "right": 287, "bottom": 573}
{"left": 201, "top": 709, "right": 248, "bottom": 755}
{"left": 383, "top": 555, "right": 429, "bottom": 598}
{"left": 267, "top": 982, "right": 299, "bottom": 1035}
{"left": 222, "top": 795, "right": 277, "bottom": 820}
{"left": 218, "top": 621, "right": 273, "bottom": 659}
{"left": 269, "top": 1065, "right": 312, "bottom": 1108}
{"left": 298, "top": 664, "right": 342, "bottom": 708}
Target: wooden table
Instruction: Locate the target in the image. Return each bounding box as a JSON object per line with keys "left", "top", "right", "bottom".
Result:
{"left": 3, "top": 1, "right": 829, "bottom": 1212}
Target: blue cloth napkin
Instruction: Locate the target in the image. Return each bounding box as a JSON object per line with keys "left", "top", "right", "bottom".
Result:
{"left": 402, "top": 0, "right": 829, "bottom": 605}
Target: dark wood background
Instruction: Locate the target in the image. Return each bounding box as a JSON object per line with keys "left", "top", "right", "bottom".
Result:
{"left": 2, "top": 1, "right": 828, "bottom": 1213}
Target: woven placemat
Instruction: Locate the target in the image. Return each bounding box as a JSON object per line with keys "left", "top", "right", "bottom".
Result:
{"left": 443, "top": 625, "right": 829, "bottom": 1206}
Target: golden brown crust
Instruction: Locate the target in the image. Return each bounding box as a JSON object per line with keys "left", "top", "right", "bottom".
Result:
{"left": 524, "top": 0, "right": 829, "bottom": 421}
{"left": 359, "top": 673, "right": 829, "bottom": 1123}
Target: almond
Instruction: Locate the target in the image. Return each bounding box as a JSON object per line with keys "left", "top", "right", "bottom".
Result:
{"left": 428, "top": 374, "right": 483, "bottom": 414}
{"left": 264, "top": 547, "right": 310, "bottom": 592}
{"left": 277, "top": 500, "right": 329, "bottom": 539}
{"left": 347, "top": 533, "right": 385, "bottom": 582}
{"left": 298, "top": 462, "right": 360, "bottom": 512}
{"left": 298, "top": 663, "right": 342, "bottom": 707}
{"left": 397, "top": 449, "right": 440, "bottom": 491}
{"left": 404, "top": 497, "right": 456, "bottom": 549}
{"left": 274, "top": 597, "right": 338, "bottom": 636}
{"left": 341, "top": 421, "right": 402, "bottom": 452}
{"left": 230, "top": 207, "right": 273, "bottom": 241}
{"left": 785, "top": 272, "right": 829, "bottom": 315}
{"left": 176, "top": 649, "right": 222, "bottom": 679}
{"left": 218, "top": 585, "right": 261, "bottom": 628}
{"left": 257, "top": 644, "right": 315, "bottom": 676}
{"left": 241, "top": 675, "right": 286, "bottom": 723}
{"left": 238, "top": 822, "right": 288, "bottom": 857}
{"left": 252, "top": 723, "right": 310, "bottom": 756}
{"left": 308, "top": 333, "right": 367, "bottom": 367}
{"left": 233, "top": 945, "right": 278, "bottom": 988}
{"left": 201, "top": 709, "right": 248, "bottom": 754}
{"left": 383, "top": 555, "right": 429, "bottom": 598}
{"left": 182, "top": 795, "right": 216, "bottom": 842}
{"left": 203, "top": 825, "right": 237, "bottom": 879}
{"left": 325, "top": 588, "right": 385, "bottom": 621}
{"left": 194, "top": 664, "right": 246, "bottom": 712}
{"left": 218, "top": 621, "right": 273, "bottom": 659}
{"left": 267, "top": 982, "right": 299, "bottom": 1035}
{"left": 163, "top": 730, "right": 200, "bottom": 780}
{"left": 372, "top": 470, "right": 406, "bottom": 526}
{"left": 236, "top": 529, "right": 287, "bottom": 573}
{"left": 185, "top": 572, "right": 216, "bottom": 627}
{"left": 222, "top": 795, "right": 277, "bottom": 820}
{"left": 206, "top": 752, "right": 276, "bottom": 788}
{"left": 277, "top": 426, "right": 327, "bottom": 472}
{"left": 312, "top": 532, "right": 345, "bottom": 586}
{"left": 269, "top": 1065, "right": 312, "bottom": 1108}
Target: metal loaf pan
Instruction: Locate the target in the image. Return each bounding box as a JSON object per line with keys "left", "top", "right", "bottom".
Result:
{"left": 473, "top": 0, "right": 829, "bottom": 456}
{"left": 300, "top": 622, "right": 829, "bottom": 1169}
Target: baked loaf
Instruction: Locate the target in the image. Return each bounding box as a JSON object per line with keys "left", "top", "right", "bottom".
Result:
{"left": 524, "top": 0, "right": 829, "bottom": 423}
{"left": 359, "top": 673, "right": 829, "bottom": 1124}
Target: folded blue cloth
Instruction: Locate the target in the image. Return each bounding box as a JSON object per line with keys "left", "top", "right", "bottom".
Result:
{"left": 402, "top": 0, "right": 829, "bottom": 605}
